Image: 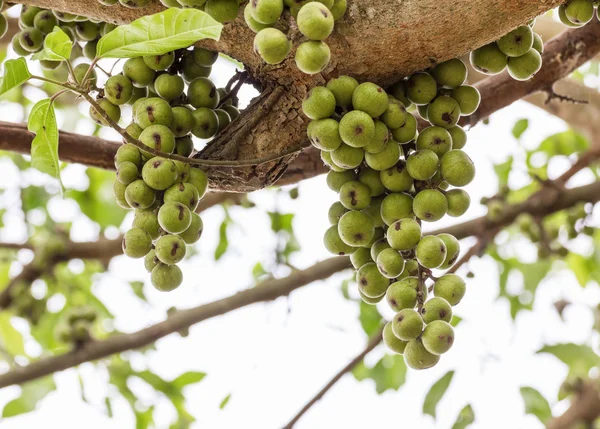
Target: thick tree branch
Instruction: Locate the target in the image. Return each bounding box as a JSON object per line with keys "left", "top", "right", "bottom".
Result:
{"left": 0, "top": 256, "right": 351, "bottom": 389}
{"left": 281, "top": 327, "right": 384, "bottom": 429}
{"left": 547, "top": 380, "right": 600, "bottom": 429}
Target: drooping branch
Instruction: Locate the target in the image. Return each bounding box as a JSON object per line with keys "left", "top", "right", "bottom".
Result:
{"left": 547, "top": 380, "right": 600, "bottom": 429}
{"left": 281, "top": 327, "right": 384, "bottom": 429}
{"left": 0, "top": 256, "right": 351, "bottom": 389}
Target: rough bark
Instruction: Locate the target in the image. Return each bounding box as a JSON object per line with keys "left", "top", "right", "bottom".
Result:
{"left": 14, "top": 0, "right": 563, "bottom": 191}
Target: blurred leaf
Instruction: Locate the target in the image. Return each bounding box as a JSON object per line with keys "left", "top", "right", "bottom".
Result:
{"left": 566, "top": 253, "right": 590, "bottom": 286}
{"left": 32, "top": 27, "right": 72, "bottom": 61}
{"left": 353, "top": 354, "right": 407, "bottom": 394}
{"left": 105, "top": 397, "right": 113, "bottom": 418}
{"left": 21, "top": 186, "right": 51, "bottom": 213}
{"left": 129, "top": 281, "right": 147, "bottom": 301}
{"left": 2, "top": 377, "right": 56, "bottom": 417}
{"left": 520, "top": 386, "right": 552, "bottom": 424}
{"left": 0, "top": 58, "right": 31, "bottom": 97}
{"left": 358, "top": 301, "right": 382, "bottom": 336}
{"left": 341, "top": 278, "right": 351, "bottom": 300}
{"left": 451, "top": 404, "right": 475, "bottom": 429}
{"left": 423, "top": 370, "right": 455, "bottom": 419}
{"left": 493, "top": 156, "right": 513, "bottom": 187}
{"left": 219, "top": 394, "right": 231, "bottom": 410}
{"left": 28, "top": 99, "right": 62, "bottom": 187}
{"left": 251, "top": 263, "right": 268, "bottom": 281}
{"left": 214, "top": 212, "right": 230, "bottom": 261}
{"left": 512, "top": 119, "right": 529, "bottom": 139}
{"left": 535, "top": 130, "right": 588, "bottom": 157}
{"left": 537, "top": 343, "right": 600, "bottom": 377}
{"left": 451, "top": 315, "right": 462, "bottom": 327}
{"left": 96, "top": 8, "right": 222, "bottom": 59}
{"left": 172, "top": 371, "right": 206, "bottom": 389}
{"left": 269, "top": 212, "right": 294, "bottom": 233}
{"left": 67, "top": 168, "right": 127, "bottom": 228}
{"left": 0, "top": 314, "right": 25, "bottom": 357}
{"left": 135, "top": 406, "right": 154, "bottom": 429}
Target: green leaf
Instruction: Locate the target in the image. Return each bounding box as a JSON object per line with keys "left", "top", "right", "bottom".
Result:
{"left": 172, "top": 371, "right": 206, "bottom": 389}
{"left": 32, "top": 26, "right": 72, "bottom": 61}
{"left": 96, "top": 8, "right": 222, "bottom": 59}
{"left": 566, "top": 252, "right": 590, "bottom": 286}
{"left": 2, "top": 377, "right": 56, "bottom": 417}
{"left": 0, "top": 58, "right": 31, "bottom": 97}
{"left": 0, "top": 314, "right": 25, "bottom": 357}
{"left": 214, "top": 214, "right": 230, "bottom": 261}
{"left": 352, "top": 354, "right": 407, "bottom": 394}
{"left": 28, "top": 99, "right": 62, "bottom": 186}
{"left": 537, "top": 343, "right": 600, "bottom": 377}
{"left": 493, "top": 156, "right": 513, "bottom": 187}
{"left": 451, "top": 404, "right": 475, "bottom": 429}
{"left": 520, "top": 386, "right": 552, "bottom": 424}
{"left": 512, "top": 119, "right": 529, "bottom": 139}
{"left": 536, "top": 130, "right": 588, "bottom": 157}
{"left": 358, "top": 301, "right": 382, "bottom": 336}
{"left": 423, "top": 370, "right": 455, "bottom": 419}
{"left": 219, "top": 394, "right": 231, "bottom": 409}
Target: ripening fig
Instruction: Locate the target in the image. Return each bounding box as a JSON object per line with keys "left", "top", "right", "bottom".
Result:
{"left": 380, "top": 162, "right": 414, "bottom": 193}
{"left": 352, "top": 82, "right": 389, "bottom": 118}
{"left": 155, "top": 234, "right": 187, "bottom": 265}
{"left": 326, "top": 75, "right": 359, "bottom": 110}
{"left": 250, "top": 0, "right": 284, "bottom": 25}
{"left": 380, "top": 192, "right": 413, "bottom": 226}
{"left": 470, "top": 43, "right": 508, "bottom": 75}
{"left": 337, "top": 210, "right": 375, "bottom": 247}
{"left": 144, "top": 249, "right": 159, "bottom": 273}
{"left": 445, "top": 189, "right": 470, "bottom": 217}
{"left": 169, "top": 107, "right": 195, "bottom": 138}
{"left": 339, "top": 180, "right": 372, "bottom": 210}
{"left": 141, "top": 157, "right": 178, "bottom": 190}
{"left": 154, "top": 74, "right": 185, "bottom": 102}
{"left": 105, "top": 75, "right": 134, "bottom": 106}
{"left": 151, "top": 263, "right": 183, "bottom": 291}
{"left": 188, "top": 77, "right": 219, "bottom": 109}
{"left": 126, "top": 123, "right": 143, "bottom": 140}
{"left": 433, "top": 274, "right": 466, "bottom": 306}
{"left": 158, "top": 202, "right": 192, "bottom": 234}
{"left": 416, "top": 127, "right": 453, "bottom": 157}
{"left": 448, "top": 126, "right": 467, "bottom": 150}
{"left": 392, "top": 308, "right": 423, "bottom": 341}
{"left": 303, "top": 86, "right": 336, "bottom": 120}
{"left": 383, "top": 321, "right": 408, "bottom": 354}
{"left": 391, "top": 113, "right": 417, "bottom": 144}
{"left": 404, "top": 338, "right": 440, "bottom": 370}
{"left": 113, "top": 180, "right": 130, "bottom": 209}
{"left": 358, "top": 168, "right": 385, "bottom": 196}
{"left": 451, "top": 85, "right": 481, "bottom": 116}
{"left": 359, "top": 290, "right": 384, "bottom": 304}
{"left": 381, "top": 99, "right": 408, "bottom": 130}
{"left": 406, "top": 149, "right": 439, "bottom": 181}
{"left": 122, "top": 227, "right": 152, "bottom": 258}
{"left": 90, "top": 99, "right": 121, "bottom": 127}
{"left": 308, "top": 119, "right": 342, "bottom": 152}
{"left": 135, "top": 97, "right": 174, "bottom": 128}
{"left": 431, "top": 58, "right": 467, "bottom": 88}
{"left": 244, "top": 2, "right": 273, "bottom": 32}
{"left": 370, "top": 237, "right": 390, "bottom": 261}
{"left": 376, "top": 248, "right": 405, "bottom": 278}
{"left": 421, "top": 297, "right": 453, "bottom": 324}
{"left": 326, "top": 170, "right": 356, "bottom": 192}
{"left": 139, "top": 124, "right": 176, "bottom": 155}
{"left": 388, "top": 79, "right": 412, "bottom": 108}
{"left": 365, "top": 141, "right": 401, "bottom": 171}
{"left": 297, "top": 2, "right": 334, "bottom": 40}
{"left": 440, "top": 150, "right": 475, "bottom": 187}
{"left": 214, "top": 109, "right": 231, "bottom": 133}
{"left": 323, "top": 225, "right": 356, "bottom": 255}
{"left": 362, "top": 197, "right": 385, "bottom": 228}
{"left": 357, "top": 262, "right": 389, "bottom": 298}
{"left": 187, "top": 168, "right": 208, "bottom": 200}
{"left": 428, "top": 96, "right": 461, "bottom": 130}
{"left": 386, "top": 277, "right": 419, "bottom": 311}
{"left": 437, "top": 233, "right": 460, "bottom": 269}
{"left": 330, "top": 0, "right": 347, "bottom": 20}
{"left": 416, "top": 235, "right": 447, "bottom": 269}
{"left": 178, "top": 212, "right": 204, "bottom": 244}
{"left": 192, "top": 107, "right": 219, "bottom": 139}
{"left": 422, "top": 320, "right": 454, "bottom": 355}
{"left": 507, "top": 49, "right": 542, "bottom": 81}
{"left": 295, "top": 41, "right": 331, "bottom": 74}
{"left": 406, "top": 72, "right": 437, "bottom": 105}
{"left": 413, "top": 189, "right": 448, "bottom": 222}
{"left": 116, "top": 161, "right": 139, "bottom": 185}
{"left": 565, "top": 0, "right": 595, "bottom": 24}
{"left": 363, "top": 120, "right": 390, "bottom": 154}
{"left": 125, "top": 179, "right": 156, "bottom": 209}
{"left": 331, "top": 144, "right": 363, "bottom": 169}
{"left": 254, "top": 28, "right": 291, "bottom": 65}
{"left": 133, "top": 208, "right": 161, "bottom": 240}
{"left": 387, "top": 218, "right": 421, "bottom": 251}
{"left": 350, "top": 246, "right": 372, "bottom": 269}
{"left": 497, "top": 26, "right": 533, "bottom": 57}
{"left": 123, "top": 57, "right": 156, "bottom": 88}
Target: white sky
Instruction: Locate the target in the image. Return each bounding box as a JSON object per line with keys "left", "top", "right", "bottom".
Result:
{"left": 0, "top": 39, "right": 599, "bottom": 429}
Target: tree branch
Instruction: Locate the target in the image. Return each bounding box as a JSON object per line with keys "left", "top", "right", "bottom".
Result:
{"left": 281, "top": 327, "right": 384, "bottom": 429}
{"left": 0, "top": 256, "right": 351, "bottom": 389}
{"left": 547, "top": 380, "right": 600, "bottom": 429}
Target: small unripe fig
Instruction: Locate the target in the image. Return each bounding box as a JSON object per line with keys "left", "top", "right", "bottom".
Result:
{"left": 151, "top": 263, "right": 183, "bottom": 291}
{"left": 422, "top": 320, "right": 454, "bottom": 355}
{"left": 122, "top": 227, "right": 152, "bottom": 258}
{"left": 392, "top": 308, "right": 423, "bottom": 341}
{"left": 383, "top": 321, "right": 408, "bottom": 354}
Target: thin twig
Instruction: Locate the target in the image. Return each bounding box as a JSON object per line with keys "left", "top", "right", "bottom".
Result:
{"left": 281, "top": 327, "right": 384, "bottom": 429}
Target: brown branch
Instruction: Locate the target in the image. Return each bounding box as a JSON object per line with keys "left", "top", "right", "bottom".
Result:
{"left": 0, "top": 242, "right": 33, "bottom": 251}
{"left": 0, "top": 256, "right": 351, "bottom": 389}
{"left": 547, "top": 380, "right": 600, "bottom": 429}
{"left": 281, "top": 327, "right": 384, "bottom": 429}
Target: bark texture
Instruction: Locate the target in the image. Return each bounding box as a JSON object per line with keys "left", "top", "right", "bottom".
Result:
{"left": 17, "top": 0, "right": 563, "bottom": 191}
